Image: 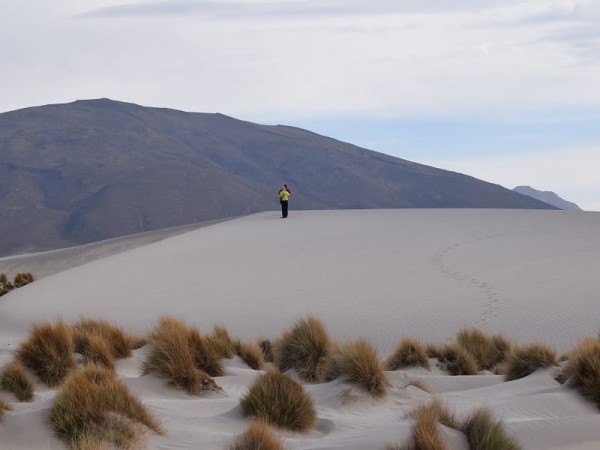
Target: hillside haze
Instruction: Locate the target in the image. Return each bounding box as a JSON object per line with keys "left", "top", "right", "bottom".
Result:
{"left": 513, "top": 185, "right": 582, "bottom": 211}
{"left": 0, "top": 99, "right": 553, "bottom": 256}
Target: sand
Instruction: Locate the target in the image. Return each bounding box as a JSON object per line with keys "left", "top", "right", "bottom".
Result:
{"left": 1, "top": 209, "right": 599, "bottom": 449}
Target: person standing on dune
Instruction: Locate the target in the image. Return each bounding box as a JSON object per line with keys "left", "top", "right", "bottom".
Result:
{"left": 278, "top": 184, "right": 291, "bottom": 218}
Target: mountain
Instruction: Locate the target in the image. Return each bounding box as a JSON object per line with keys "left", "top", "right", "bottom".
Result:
{"left": 0, "top": 99, "right": 554, "bottom": 256}
{"left": 513, "top": 186, "right": 581, "bottom": 211}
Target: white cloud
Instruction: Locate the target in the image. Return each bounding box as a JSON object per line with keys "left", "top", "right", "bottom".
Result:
{"left": 419, "top": 146, "right": 600, "bottom": 211}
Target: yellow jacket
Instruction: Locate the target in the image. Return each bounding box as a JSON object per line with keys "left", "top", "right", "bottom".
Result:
{"left": 279, "top": 189, "right": 290, "bottom": 201}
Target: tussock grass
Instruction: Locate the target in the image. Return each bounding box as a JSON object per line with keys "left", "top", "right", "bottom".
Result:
{"left": 187, "top": 328, "right": 224, "bottom": 377}
{"left": 0, "top": 273, "right": 6, "bottom": 284}
{"left": 80, "top": 334, "right": 115, "bottom": 370}
{"left": 386, "top": 338, "right": 430, "bottom": 371}
{"left": 240, "top": 369, "right": 316, "bottom": 432}
{"left": 456, "top": 328, "right": 510, "bottom": 371}
{"left": 13, "top": 272, "right": 34, "bottom": 288}
{"left": 463, "top": 407, "right": 521, "bottom": 450}
{"left": 438, "top": 344, "right": 478, "bottom": 376}
{"left": 235, "top": 341, "right": 266, "bottom": 370}
{"left": 207, "top": 325, "right": 235, "bottom": 359}
{"left": 74, "top": 318, "right": 132, "bottom": 359}
{"left": 273, "top": 316, "right": 332, "bottom": 382}
{"left": 16, "top": 320, "right": 75, "bottom": 387}
{"left": 127, "top": 335, "right": 147, "bottom": 350}
{"left": 504, "top": 343, "right": 557, "bottom": 381}
{"left": 0, "top": 361, "right": 34, "bottom": 401}
{"left": 330, "top": 339, "right": 388, "bottom": 398}
{"left": 406, "top": 379, "right": 432, "bottom": 393}
{"left": 399, "top": 397, "right": 460, "bottom": 450}
{"left": 49, "top": 364, "right": 163, "bottom": 448}
{"left": 425, "top": 343, "right": 443, "bottom": 359}
{"left": 562, "top": 338, "right": 600, "bottom": 406}
{"left": 229, "top": 421, "right": 285, "bottom": 450}
{"left": 143, "top": 317, "right": 220, "bottom": 394}
{"left": 0, "top": 395, "right": 12, "bottom": 422}
{"left": 259, "top": 339, "right": 274, "bottom": 363}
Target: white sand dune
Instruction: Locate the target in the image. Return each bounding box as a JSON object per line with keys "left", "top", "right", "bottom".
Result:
{"left": 1, "top": 209, "right": 599, "bottom": 449}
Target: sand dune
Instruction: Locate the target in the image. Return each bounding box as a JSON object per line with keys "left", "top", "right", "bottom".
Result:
{"left": 1, "top": 209, "right": 599, "bottom": 449}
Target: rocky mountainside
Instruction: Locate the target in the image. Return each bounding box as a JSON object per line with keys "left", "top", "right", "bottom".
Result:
{"left": 0, "top": 99, "right": 554, "bottom": 256}
{"left": 513, "top": 186, "right": 581, "bottom": 211}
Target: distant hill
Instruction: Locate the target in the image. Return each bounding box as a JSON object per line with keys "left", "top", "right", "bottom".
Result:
{"left": 0, "top": 99, "right": 554, "bottom": 256}
{"left": 513, "top": 186, "right": 581, "bottom": 211}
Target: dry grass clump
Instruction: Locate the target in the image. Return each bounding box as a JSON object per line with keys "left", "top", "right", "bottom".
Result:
{"left": 79, "top": 334, "right": 115, "bottom": 370}
{"left": 235, "top": 341, "right": 266, "bottom": 370}
{"left": 456, "top": 328, "right": 511, "bottom": 371}
{"left": 259, "top": 339, "right": 274, "bottom": 363}
{"left": 13, "top": 272, "right": 35, "bottom": 288}
{"left": 0, "top": 395, "right": 12, "bottom": 422}
{"left": 207, "top": 325, "right": 236, "bottom": 359}
{"left": 273, "top": 316, "right": 332, "bottom": 382}
{"left": 562, "top": 338, "right": 600, "bottom": 406}
{"left": 187, "top": 327, "right": 224, "bottom": 377}
{"left": 437, "top": 344, "right": 478, "bottom": 376}
{"left": 48, "top": 364, "right": 163, "bottom": 448}
{"left": 0, "top": 272, "right": 34, "bottom": 296}
{"left": 406, "top": 379, "right": 432, "bottom": 394}
{"left": 504, "top": 343, "right": 557, "bottom": 381}
{"left": 16, "top": 320, "right": 75, "bottom": 387}
{"left": 386, "top": 338, "right": 430, "bottom": 371}
{"left": 240, "top": 369, "right": 316, "bottom": 432}
{"left": 127, "top": 335, "right": 147, "bottom": 350}
{"left": 0, "top": 361, "right": 34, "bottom": 401}
{"left": 228, "top": 420, "right": 285, "bottom": 450}
{"left": 399, "top": 397, "right": 460, "bottom": 450}
{"left": 73, "top": 318, "right": 132, "bottom": 359}
{"left": 329, "top": 339, "right": 388, "bottom": 398}
{"left": 425, "top": 343, "right": 443, "bottom": 359}
{"left": 463, "top": 407, "right": 521, "bottom": 450}
{"left": 143, "top": 317, "right": 220, "bottom": 394}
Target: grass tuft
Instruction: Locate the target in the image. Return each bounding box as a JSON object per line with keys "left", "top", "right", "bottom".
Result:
{"left": 0, "top": 395, "right": 12, "bottom": 422}
{"left": 386, "top": 338, "right": 430, "bottom": 371}
{"left": 406, "top": 378, "right": 432, "bottom": 393}
{"left": 438, "top": 344, "right": 478, "bottom": 376}
{"left": 259, "top": 339, "right": 274, "bottom": 363}
{"left": 74, "top": 318, "right": 132, "bottom": 359}
{"left": 143, "top": 317, "right": 220, "bottom": 394}
{"left": 273, "top": 316, "right": 332, "bottom": 382}
{"left": 79, "top": 334, "right": 115, "bottom": 370}
{"left": 228, "top": 420, "right": 285, "bottom": 450}
{"left": 504, "top": 343, "right": 556, "bottom": 381}
{"left": 49, "top": 364, "right": 163, "bottom": 448}
{"left": 456, "top": 328, "right": 511, "bottom": 371}
{"left": 400, "top": 397, "right": 460, "bottom": 450}
{"left": 562, "top": 338, "right": 600, "bottom": 406}
{"left": 206, "top": 325, "right": 236, "bottom": 359}
{"left": 0, "top": 361, "right": 34, "bottom": 401}
{"left": 240, "top": 369, "right": 316, "bottom": 432}
{"left": 16, "top": 320, "right": 75, "bottom": 387}
{"left": 463, "top": 407, "right": 521, "bottom": 450}
{"left": 187, "top": 327, "right": 224, "bottom": 377}
{"left": 235, "top": 341, "right": 266, "bottom": 370}
{"left": 330, "top": 339, "right": 388, "bottom": 398}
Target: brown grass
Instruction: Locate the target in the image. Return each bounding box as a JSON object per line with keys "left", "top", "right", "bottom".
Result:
{"left": 386, "top": 338, "right": 430, "bottom": 371}
{"left": 259, "top": 339, "right": 274, "bottom": 363}
{"left": 228, "top": 420, "right": 285, "bottom": 450}
{"left": 235, "top": 341, "right": 266, "bottom": 370}
{"left": 143, "top": 317, "right": 221, "bottom": 394}
{"left": 13, "top": 272, "right": 34, "bottom": 288}
{"left": 562, "top": 338, "right": 600, "bottom": 406}
{"left": 400, "top": 397, "right": 460, "bottom": 450}
{"left": 330, "top": 339, "right": 388, "bottom": 398}
{"left": 0, "top": 395, "right": 12, "bottom": 422}
{"left": 463, "top": 407, "right": 521, "bottom": 450}
{"left": 240, "top": 369, "right": 316, "bottom": 432}
{"left": 273, "top": 316, "right": 332, "bottom": 382}
{"left": 74, "top": 318, "right": 132, "bottom": 359}
{"left": 0, "top": 273, "right": 7, "bottom": 284}
{"left": 406, "top": 379, "right": 432, "bottom": 393}
{"left": 206, "top": 325, "right": 235, "bottom": 359}
{"left": 80, "top": 334, "right": 115, "bottom": 370}
{"left": 456, "top": 328, "right": 511, "bottom": 371}
{"left": 49, "top": 364, "right": 163, "bottom": 448}
{"left": 438, "top": 344, "right": 478, "bottom": 376}
{"left": 187, "top": 328, "right": 224, "bottom": 376}
{"left": 0, "top": 361, "right": 34, "bottom": 401}
{"left": 16, "top": 320, "right": 75, "bottom": 387}
{"left": 504, "top": 343, "right": 557, "bottom": 381}
{"left": 127, "top": 335, "right": 147, "bottom": 350}
{"left": 425, "top": 343, "right": 444, "bottom": 359}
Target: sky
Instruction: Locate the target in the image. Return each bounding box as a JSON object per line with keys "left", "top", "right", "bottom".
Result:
{"left": 2, "top": 0, "right": 600, "bottom": 210}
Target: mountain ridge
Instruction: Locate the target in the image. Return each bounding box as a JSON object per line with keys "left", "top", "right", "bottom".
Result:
{"left": 0, "top": 98, "right": 554, "bottom": 256}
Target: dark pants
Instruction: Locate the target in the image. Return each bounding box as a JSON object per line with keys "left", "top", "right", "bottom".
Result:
{"left": 280, "top": 201, "right": 288, "bottom": 218}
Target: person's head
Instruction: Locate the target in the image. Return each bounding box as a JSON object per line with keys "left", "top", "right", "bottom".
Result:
{"left": 283, "top": 184, "right": 288, "bottom": 188}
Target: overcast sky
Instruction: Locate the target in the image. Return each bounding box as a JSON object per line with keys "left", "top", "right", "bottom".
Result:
{"left": 2, "top": 0, "right": 600, "bottom": 210}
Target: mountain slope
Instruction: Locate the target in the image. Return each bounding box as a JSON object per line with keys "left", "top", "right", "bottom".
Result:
{"left": 0, "top": 99, "right": 554, "bottom": 256}
{"left": 513, "top": 185, "right": 581, "bottom": 211}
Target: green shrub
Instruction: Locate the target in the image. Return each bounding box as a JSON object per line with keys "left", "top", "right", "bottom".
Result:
{"left": 240, "top": 369, "right": 316, "bottom": 432}
{"left": 386, "top": 338, "right": 430, "bottom": 370}
{"left": 273, "top": 316, "right": 332, "bottom": 382}
{"left": 16, "top": 320, "right": 74, "bottom": 386}
{"left": 0, "top": 361, "right": 34, "bottom": 401}
{"left": 504, "top": 343, "right": 556, "bottom": 381}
